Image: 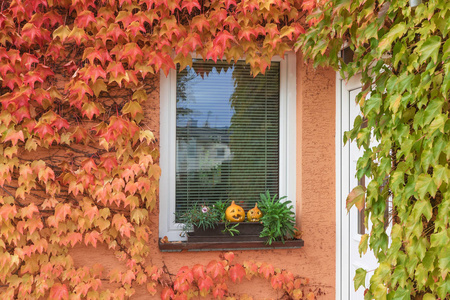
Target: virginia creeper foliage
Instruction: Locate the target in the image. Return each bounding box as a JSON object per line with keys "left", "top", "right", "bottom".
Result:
{"left": 0, "top": 0, "right": 315, "bottom": 298}
{"left": 300, "top": 0, "right": 450, "bottom": 298}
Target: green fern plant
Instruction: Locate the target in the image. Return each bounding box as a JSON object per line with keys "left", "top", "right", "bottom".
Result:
{"left": 258, "top": 191, "right": 296, "bottom": 245}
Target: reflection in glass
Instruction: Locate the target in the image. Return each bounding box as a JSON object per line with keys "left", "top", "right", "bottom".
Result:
{"left": 175, "top": 60, "right": 280, "bottom": 217}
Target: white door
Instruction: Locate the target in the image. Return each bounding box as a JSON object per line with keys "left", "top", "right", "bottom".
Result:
{"left": 336, "top": 75, "right": 378, "bottom": 299}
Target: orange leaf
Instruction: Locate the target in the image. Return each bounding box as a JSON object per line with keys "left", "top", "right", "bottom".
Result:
{"left": 4, "top": 129, "right": 24, "bottom": 146}
{"left": 49, "top": 283, "right": 69, "bottom": 300}
{"left": 122, "top": 270, "right": 136, "bottom": 285}
{"left": 190, "top": 15, "right": 209, "bottom": 33}
{"left": 270, "top": 272, "right": 284, "bottom": 289}
{"left": 212, "top": 283, "right": 227, "bottom": 298}
{"left": 181, "top": 0, "right": 201, "bottom": 13}
{"left": 54, "top": 203, "right": 71, "bottom": 223}
{"left": 192, "top": 264, "right": 205, "bottom": 280}
{"left": 20, "top": 203, "right": 39, "bottom": 219}
{"left": 84, "top": 230, "right": 101, "bottom": 247}
{"left": 206, "top": 260, "right": 226, "bottom": 279}
{"left": 198, "top": 275, "right": 214, "bottom": 294}
{"left": 0, "top": 204, "right": 17, "bottom": 221}
{"left": 258, "top": 263, "right": 274, "bottom": 279}
{"left": 161, "top": 287, "right": 175, "bottom": 300}
{"left": 223, "top": 252, "right": 234, "bottom": 263}
{"left": 229, "top": 264, "right": 245, "bottom": 283}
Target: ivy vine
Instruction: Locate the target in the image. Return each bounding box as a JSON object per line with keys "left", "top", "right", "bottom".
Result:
{"left": 300, "top": 0, "right": 449, "bottom": 298}
{"left": 0, "top": 0, "right": 319, "bottom": 299}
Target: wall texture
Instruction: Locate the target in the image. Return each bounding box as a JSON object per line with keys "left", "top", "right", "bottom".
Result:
{"left": 70, "top": 53, "right": 337, "bottom": 299}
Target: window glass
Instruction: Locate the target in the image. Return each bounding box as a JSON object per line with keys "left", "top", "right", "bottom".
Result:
{"left": 175, "top": 60, "right": 280, "bottom": 216}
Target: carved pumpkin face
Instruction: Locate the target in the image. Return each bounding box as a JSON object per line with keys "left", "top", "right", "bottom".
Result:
{"left": 225, "top": 201, "right": 245, "bottom": 222}
{"left": 247, "top": 203, "right": 263, "bottom": 222}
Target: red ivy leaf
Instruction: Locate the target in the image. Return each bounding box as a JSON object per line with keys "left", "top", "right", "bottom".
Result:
{"left": 23, "top": 71, "right": 44, "bottom": 88}
{"left": 82, "top": 158, "right": 98, "bottom": 173}
{"left": 161, "top": 287, "right": 175, "bottom": 300}
{"left": 229, "top": 264, "right": 245, "bottom": 283}
{"left": 176, "top": 266, "right": 194, "bottom": 283}
{"left": 190, "top": 15, "right": 209, "bottom": 33}
{"left": 100, "top": 155, "right": 118, "bottom": 172}
{"left": 54, "top": 203, "right": 71, "bottom": 223}
{"left": 181, "top": 0, "right": 201, "bottom": 13}
{"left": 49, "top": 283, "right": 69, "bottom": 300}
{"left": 86, "top": 64, "right": 107, "bottom": 83}
{"left": 214, "top": 30, "right": 237, "bottom": 48}
{"left": 270, "top": 272, "right": 285, "bottom": 290}
{"left": 259, "top": 263, "right": 275, "bottom": 279}
{"left": 22, "top": 53, "right": 39, "bottom": 70}
{"left": 106, "top": 23, "right": 128, "bottom": 43}
{"left": 212, "top": 283, "right": 227, "bottom": 298}
{"left": 192, "top": 264, "right": 205, "bottom": 280}
{"left": 0, "top": 62, "right": 14, "bottom": 76}
{"left": 4, "top": 129, "right": 24, "bottom": 146}
{"left": 198, "top": 275, "right": 214, "bottom": 293}
{"left": 223, "top": 0, "right": 237, "bottom": 9}
{"left": 21, "top": 203, "right": 39, "bottom": 219}
{"left": 75, "top": 11, "right": 96, "bottom": 28}
{"left": 223, "top": 252, "right": 235, "bottom": 263}
{"left": 21, "top": 23, "right": 42, "bottom": 42}
{"left": 206, "top": 260, "right": 226, "bottom": 279}
{"left": 106, "top": 61, "right": 126, "bottom": 78}
{"left": 122, "top": 270, "right": 136, "bottom": 285}
{"left": 51, "top": 117, "right": 70, "bottom": 131}
{"left": 0, "top": 204, "right": 17, "bottom": 221}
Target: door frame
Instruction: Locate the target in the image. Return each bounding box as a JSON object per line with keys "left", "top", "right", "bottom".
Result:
{"left": 335, "top": 73, "right": 364, "bottom": 299}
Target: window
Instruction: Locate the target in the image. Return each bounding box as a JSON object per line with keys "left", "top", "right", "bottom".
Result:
{"left": 160, "top": 54, "right": 296, "bottom": 241}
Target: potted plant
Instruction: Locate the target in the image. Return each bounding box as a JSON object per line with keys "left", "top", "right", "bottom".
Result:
{"left": 177, "top": 201, "right": 267, "bottom": 242}
{"left": 258, "top": 191, "right": 297, "bottom": 245}
{"left": 176, "top": 193, "right": 300, "bottom": 245}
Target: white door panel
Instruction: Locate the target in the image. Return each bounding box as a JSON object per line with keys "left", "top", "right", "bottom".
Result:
{"left": 336, "top": 75, "right": 378, "bottom": 300}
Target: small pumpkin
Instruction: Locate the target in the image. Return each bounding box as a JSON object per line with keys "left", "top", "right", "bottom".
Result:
{"left": 225, "top": 201, "right": 245, "bottom": 222}
{"left": 247, "top": 203, "right": 263, "bottom": 222}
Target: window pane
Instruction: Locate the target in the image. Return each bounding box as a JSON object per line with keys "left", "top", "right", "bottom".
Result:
{"left": 175, "top": 60, "right": 280, "bottom": 217}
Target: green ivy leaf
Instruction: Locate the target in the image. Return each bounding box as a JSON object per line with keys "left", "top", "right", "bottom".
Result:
{"left": 413, "top": 200, "right": 433, "bottom": 222}
{"left": 415, "top": 174, "right": 438, "bottom": 199}
{"left": 391, "top": 287, "right": 411, "bottom": 300}
{"left": 437, "top": 279, "right": 450, "bottom": 299}
{"left": 359, "top": 234, "right": 369, "bottom": 255}
{"left": 417, "top": 35, "right": 442, "bottom": 64}
{"left": 422, "top": 293, "right": 436, "bottom": 300}
{"left": 354, "top": 268, "right": 367, "bottom": 291}
{"left": 377, "top": 22, "right": 407, "bottom": 55}
{"left": 433, "top": 165, "right": 450, "bottom": 188}
{"left": 414, "top": 263, "right": 428, "bottom": 289}
{"left": 430, "top": 230, "right": 450, "bottom": 248}
{"left": 438, "top": 248, "right": 450, "bottom": 279}
{"left": 372, "top": 283, "right": 387, "bottom": 299}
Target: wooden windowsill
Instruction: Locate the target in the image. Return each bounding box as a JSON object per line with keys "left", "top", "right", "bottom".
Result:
{"left": 159, "top": 239, "right": 304, "bottom": 252}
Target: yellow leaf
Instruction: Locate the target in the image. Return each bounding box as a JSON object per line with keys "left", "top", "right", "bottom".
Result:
{"left": 52, "top": 25, "right": 71, "bottom": 42}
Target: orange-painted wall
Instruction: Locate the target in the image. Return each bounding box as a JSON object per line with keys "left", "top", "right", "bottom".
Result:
{"left": 70, "top": 53, "right": 337, "bottom": 299}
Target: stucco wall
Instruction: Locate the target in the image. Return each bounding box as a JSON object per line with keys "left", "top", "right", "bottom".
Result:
{"left": 70, "top": 53, "right": 337, "bottom": 299}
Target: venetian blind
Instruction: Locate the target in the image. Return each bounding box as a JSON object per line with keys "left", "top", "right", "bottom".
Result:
{"left": 175, "top": 60, "right": 280, "bottom": 216}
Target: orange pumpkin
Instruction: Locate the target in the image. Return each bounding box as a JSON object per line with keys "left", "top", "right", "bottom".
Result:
{"left": 225, "top": 201, "right": 245, "bottom": 222}
{"left": 247, "top": 203, "right": 263, "bottom": 222}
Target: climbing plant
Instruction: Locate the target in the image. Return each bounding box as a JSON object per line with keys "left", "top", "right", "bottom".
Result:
{"left": 300, "top": 0, "right": 449, "bottom": 299}
{"left": 0, "top": 0, "right": 318, "bottom": 298}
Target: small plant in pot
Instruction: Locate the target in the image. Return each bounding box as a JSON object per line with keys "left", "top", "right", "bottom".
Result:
{"left": 177, "top": 200, "right": 240, "bottom": 237}
{"left": 258, "top": 191, "right": 296, "bottom": 245}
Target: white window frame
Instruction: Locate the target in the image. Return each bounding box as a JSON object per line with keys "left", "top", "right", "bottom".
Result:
{"left": 159, "top": 53, "right": 297, "bottom": 241}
